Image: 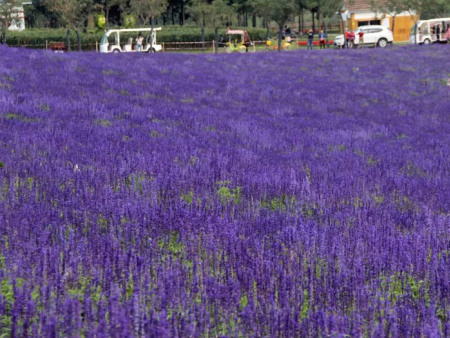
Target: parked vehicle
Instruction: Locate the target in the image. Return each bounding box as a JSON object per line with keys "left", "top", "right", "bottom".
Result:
{"left": 1, "top": 3, "right": 27, "bottom": 31}
{"left": 410, "top": 18, "right": 450, "bottom": 45}
{"left": 100, "top": 27, "right": 163, "bottom": 53}
{"left": 334, "top": 25, "right": 393, "bottom": 48}
{"left": 225, "top": 29, "right": 255, "bottom": 53}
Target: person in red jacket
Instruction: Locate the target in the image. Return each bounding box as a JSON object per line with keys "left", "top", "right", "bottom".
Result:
{"left": 348, "top": 30, "right": 355, "bottom": 48}
{"left": 358, "top": 30, "right": 364, "bottom": 48}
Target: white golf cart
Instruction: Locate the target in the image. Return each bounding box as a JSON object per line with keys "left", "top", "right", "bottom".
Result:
{"left": 100, "top": 27, "right": 163, "bottom": 53}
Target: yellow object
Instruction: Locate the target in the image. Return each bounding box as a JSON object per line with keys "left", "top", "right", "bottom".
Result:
{"left": 266, "top": 40, "right": 272, "bottom": 46}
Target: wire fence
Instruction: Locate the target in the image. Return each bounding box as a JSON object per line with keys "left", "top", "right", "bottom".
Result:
{"left": 11, "top": 36, "right": 338, "bottom": 53}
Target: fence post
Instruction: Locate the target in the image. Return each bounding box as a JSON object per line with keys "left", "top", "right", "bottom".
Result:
{"left": 212, "top": 40, "right": 215, "bottom": 53}
{"left": 162, "top": 42, "right": 165, "bottom": 53}
{"left": 96, "top": 41, "right": 98, "bottom": 52}
{"left": 45, "top": 40, "right": 48, "bottom": 50}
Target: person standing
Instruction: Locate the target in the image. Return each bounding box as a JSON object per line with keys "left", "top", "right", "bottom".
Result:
{"left": 344, "top": 28, "right": 349, "bottom": 48}
{"left": 307, "top": 29, "right": 314, "bottom": 50}
{"left": 357, "top": 29, "right": 364, "bottom": 48}
{"left": 348, "top": 30, "right": 355, "bottom": 48}
{"left": 136, "top": 32, "right": 143, "bottom": 52}
{"left": 318, "top": 30, "right": 326, "bottom": 49}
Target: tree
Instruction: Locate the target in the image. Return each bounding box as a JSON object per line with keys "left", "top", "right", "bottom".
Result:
{"left": 294, "top": 0, "right": 308, "bottom": 35}
{"left": 101, "top": 0, "right": 126, "bottom": 28}
{"left": 43, "top": 0, "right": 92, "bottom": 51}
{"left": 0, "top": 0, "right": 23, "bottom": 44}
{"left": 130, "top": 0, "right": 168, "bottom": 27}
{"left": 188, "top": 0, "right": 234, "bottom": 54}
{"left": 129, "top": 0, "right": 168, "bottom": 51}
{"left": 404, "top": 0, "right": 450, "bottom": 18}
{"left": 167, "top": 0, "right": 190, "bottom": 25}
{"left": 252, "top": 0, "right": 296, "bottom": 52}
{"left": 316, "top": 0, "right": 345, "bottom": 46}
{"left": 187, "top": 0, "right": 209, "bottom": 51}
{"left": 370, "top": 0, "right": 407, "bottom": 34}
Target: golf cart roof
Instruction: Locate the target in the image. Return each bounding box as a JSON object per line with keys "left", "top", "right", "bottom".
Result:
{"left": 227, "top": 29, "right": 246, "bottom": 35}
{"left": 105, "top": 27, "right": 162, "bottom": 36}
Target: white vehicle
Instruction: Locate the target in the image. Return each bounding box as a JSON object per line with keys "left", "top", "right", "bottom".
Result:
{"left": 1, "top": 3, "right": 27, "bottom": 31}
{"left": 334, "top": 25, "right": 393, "bottom": 48}
{"left": 100, "top": 27, "right": 163, "bottom": 53}
{"left": 409, "top": 18, "right": 450, "bottom": 45}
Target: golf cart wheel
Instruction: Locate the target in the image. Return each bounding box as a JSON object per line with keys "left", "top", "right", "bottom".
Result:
{"left": 148, "top": 48, "right": 156, "bottom": 53}
{"left": 423, "top": 39, "right": 431, "bottom": 45}
{"left": 112, "top": 49, "right": 120, "bottom": 53}
{"left": 377, "top": 38, "right": 388, "bottom": 48}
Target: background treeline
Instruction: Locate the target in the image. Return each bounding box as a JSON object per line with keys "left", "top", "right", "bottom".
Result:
{"left": 5, "top": 27, "right": 271, "bottom": 49}
{"left": 22, "top": 0, "right": 450, "bottom": 31}
{"left": 2, "top": 0, "right": 450, "bottom": 50}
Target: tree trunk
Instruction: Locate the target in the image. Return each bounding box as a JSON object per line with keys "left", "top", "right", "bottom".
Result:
{"left": 252, "top": 14, "right": 256, "bottom": 28}
{"left": 181, "top": 1, "right": 185, "bottom": 26}
{"left": 76, "top": 29, "right": 81, "bottom": 51}
{"left": 312, "top": 10, "right": 315, "bottom": 32}
{"left": 277, "top": 24, "right": 283, "bottom": 52}
{"left": 66, "top": 29, "right": 71, "bottom": 51}
{"left": 298, "top": 11, "right": 301, "bottom": 34}
{"left": 301, "top": 10, "right": 304, "bottom": 36}
{"left": 1, "top": 31, "right": 6, "bottom": 45}
{"left": 106, "top": 8, "right": 110, "bottom": 28}
{"left": 214, "top": 27, "right": 219, "bottom": 54}
{"left": 150, "top": 18, "right": 154, "bottom": 51}
{"left": 392, "top": 15, "right": 396, "bottom": 37}
{"left": 201, "top": 24, "right": 205, "bottom": 53}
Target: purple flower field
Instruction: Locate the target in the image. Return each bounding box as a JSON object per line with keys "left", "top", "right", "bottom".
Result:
{"left": 0, "top": 45, "right": 449, "bottom": 336}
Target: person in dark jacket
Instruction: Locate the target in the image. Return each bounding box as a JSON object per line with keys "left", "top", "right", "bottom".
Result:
{"left": 307, "top": 29, "right": 314, "bottom": 50}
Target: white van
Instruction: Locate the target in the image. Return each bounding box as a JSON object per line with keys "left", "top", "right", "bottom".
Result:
{"left": 100, "top": 27, "right": 163, "bottom": 53}
{"left": 410, "top": 18, "right": 450, "bottom": 45}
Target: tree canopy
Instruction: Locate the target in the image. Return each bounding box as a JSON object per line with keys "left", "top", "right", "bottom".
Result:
{"left": 5, "top": 0, "right": 450, "bottom": 30}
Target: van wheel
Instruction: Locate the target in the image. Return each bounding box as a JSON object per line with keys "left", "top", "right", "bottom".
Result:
{"left": 423, "top": 39, "right": 431, "bottom": 45}
{"left": 377, "top": 38, "right": 387, "bottom": 48}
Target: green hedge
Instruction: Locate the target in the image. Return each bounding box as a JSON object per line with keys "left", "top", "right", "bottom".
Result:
{"left": 6, "top": 26, "right": 270, "bottom": 49}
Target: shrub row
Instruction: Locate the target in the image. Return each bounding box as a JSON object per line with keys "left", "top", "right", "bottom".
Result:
{"left": 6, "top": 27, "right": 272, "bottom": 49}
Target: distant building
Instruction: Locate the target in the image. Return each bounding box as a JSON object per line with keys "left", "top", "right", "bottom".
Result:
{"left": 341, "top": 0, "right": 418, "bottom": 41}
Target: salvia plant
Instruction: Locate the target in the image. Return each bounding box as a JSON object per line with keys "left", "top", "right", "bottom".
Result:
{"left": 0, "top": 45, "right": 449, "bottom": 337}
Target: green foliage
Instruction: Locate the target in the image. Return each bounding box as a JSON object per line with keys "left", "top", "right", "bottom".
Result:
{"left": 260, "top": 194, "right": 297, "bottom": 212}
{"left": 158, "top": 231, "right": 183, "bottom": 255}
{"left": 378, "top": 273, "right": 429, "bottom": 306}
{"left": 216, "top": 181, "right": 242, "bottom": 205}
{"left": 239, "top": 293, "right": 248, "bottom": 310}
{"left": 300, "top": 289, "right": 309, "bottom": 320}
{"left": 6, "top": 27, "right": 269, "bottom": 48}
{"left": 180, "top": 190, "right": 194, "bottom": 205}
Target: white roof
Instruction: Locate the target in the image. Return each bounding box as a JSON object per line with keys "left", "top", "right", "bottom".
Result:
{"left": 105, "top": 27, "right": 162, "bottom": 36}
{"left": 227, "top": 30, "right": 245, "bottom": 35}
